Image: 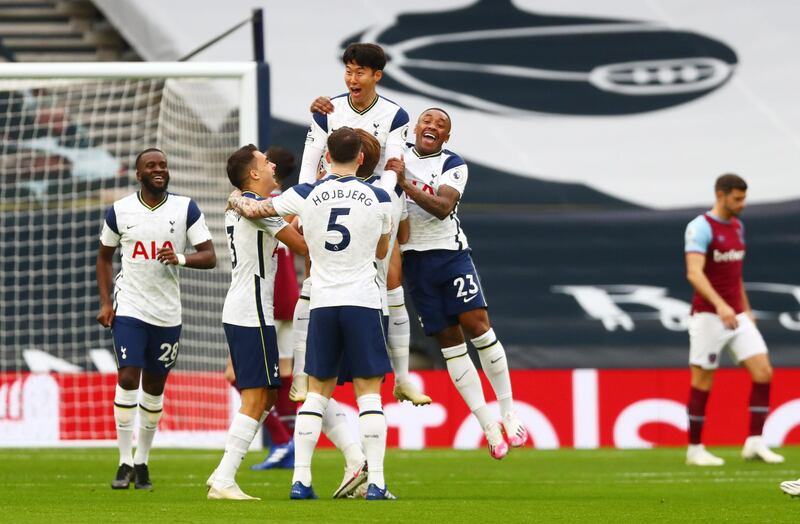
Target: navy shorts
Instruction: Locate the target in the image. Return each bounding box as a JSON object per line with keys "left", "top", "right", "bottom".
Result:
{"left": 223, "top": 323, "right": 281, "bottom": 389}
{"left": 403, "top": 249, "right": 488, "bottom": 335}
{"left": 337, "top": 315, "right": 389, "bottom": 385}
{"left": 111, "top": 316, "right": 182, "bottom": 375}
{"left": 305, "top": 306, "right": 391, "bottom": 380}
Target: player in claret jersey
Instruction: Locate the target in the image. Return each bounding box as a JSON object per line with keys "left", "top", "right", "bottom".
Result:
{"left": 397, "top": 108, "right": 527, "bottom": 460}
{"left": 96, "top": 148, "right": 216, "bottom": 490}
{"left": 684, "top": 174, "right": 783, "bottom": 466}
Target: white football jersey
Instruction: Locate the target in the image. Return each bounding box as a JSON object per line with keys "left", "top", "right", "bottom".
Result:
{"left": 272, "top": 174, "right": 392, "bottom": 310}
{"left": 401, "top": 145, "right": 470, "bottom": 252}
{"left": 298, "top": 93, "right": 409, "bottom": 184}
{"left": 222, "top": 192, "right": 288, "bottom": 327}
{"left": 366, "top": 175, "right": 407, "bottom": 305}
{"left": 99, "top": 192, "right": 212, "bottom": 326}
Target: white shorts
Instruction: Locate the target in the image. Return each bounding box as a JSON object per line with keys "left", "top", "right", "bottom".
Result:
{"left": 688, "top": 312, "right": 768, "bottom": 370}
{"left": 275, "top": 319, "right": 293, "bottom": 359}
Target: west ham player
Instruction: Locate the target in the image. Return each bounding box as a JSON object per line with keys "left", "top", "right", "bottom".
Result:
{"left": 684, "top": 174, "right": 783, "bottom": 466}
{"left": 302, "top": 42, "right": 430, "bottom": 406}
{"left": 230, "top": 128, "right": 397, "bottom": 500}
{"left": 207, "top": 145, "right": 307, "bottom": 499}
{"left": 396, "top": 108, "right": 528, "bottom": 460}
{"left": 96, "top": 148, "right": 216, "bottom": 489}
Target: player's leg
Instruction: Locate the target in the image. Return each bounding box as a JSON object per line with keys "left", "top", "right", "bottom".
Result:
{"left": 735, "top": 316, "right": 783, "bottom": 462}
{"left": 252, "top": 319, "right": 296, "bottom": 470}
{"left": 325, "top": 397, "right": 368, "bottom": 498}
{"left": 209, "top": 323, "right": 281, "bottom": 500}
{"left": 386, "top": 245, "right": 430, "bottom": 405}
{"left": 289, "top": 278, "right": 312, "bottom": 402}
{"left": 110, "top": 316, "right": 147, "bottom": 489}
{"left": 346, "top": 307, "right": 395, "bottom": 500}
{"left": 459, "top": 307, "right": 527, "bottom": 447}
{"left": 686, "top": 312, "right": 725, "bottom": 466}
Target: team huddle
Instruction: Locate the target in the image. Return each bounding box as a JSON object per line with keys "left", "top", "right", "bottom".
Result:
{"left": 95, "top": 43, "right": 797, "bottom": 500}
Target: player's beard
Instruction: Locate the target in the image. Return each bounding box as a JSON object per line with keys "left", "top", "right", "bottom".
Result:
{"left": 141, "top": 175, "right": 169, "bottom": 195}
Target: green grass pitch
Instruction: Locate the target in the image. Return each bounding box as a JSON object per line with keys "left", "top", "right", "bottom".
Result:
{"left": 1, "top": 447, "right": 798, "bottom": 522}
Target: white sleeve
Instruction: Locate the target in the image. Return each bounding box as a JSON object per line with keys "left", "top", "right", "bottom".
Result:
{"left": 297, "top": 115, "right": 328, "bottom": 185}
{"left": 399, "top": 194, "right": 408, "bottom": 221}
{"left": 380, "top": 202, "right": 393, "bottom": 234}
{"left": 385, "top": 107, "right": 409, "bottom": 160}
{"left": 271, "top": 188, "right": 305, "bottom": 217}
{"left": 440, "top": 163, "right": 468, "bottom": 196}
{"left": 376, "top": 169, "right": 398, "bottom": 193}
{"left": 99, "top": 223, "right": 120, "bottom": 247}
{"left": 255, "top": 216, "right": 288, "bottom": 237}
{"left": 187, "top": 213, "right": 213, "bottom": 246}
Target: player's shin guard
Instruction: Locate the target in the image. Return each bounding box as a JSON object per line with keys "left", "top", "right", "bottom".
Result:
{"left": 322, "top": 398, "right": 364, "bottom": 468}
{"left": 472, "top": 329, "right": 514, "bottom": 417}
{"left": 386, "top": 286, "right": 411, "bottom": 384}
{"left": 357, "top": 394, "right": 386, "bottom": 490}
{"left": 293, "top": 393, "right": 327, "bottom": 486}
{"left": 749, "top": 382, "right": 771, "bottom": 436}
{"left": 687, "top": 387, "right": 710, "bottom": 445}
{"left": 442, "top": 344, "right": 491, "bottom": 428}
{"left": 215, "top": 413, "right": 260, "bottom": 486}
{"left": 133, "top": 392, "right": 163, "bottom": 465}
{"left": 291, "top": 279, "right": 311, "bottom": 378}
{"left": 114, "top": 385, "right": 138, "bottom": 466}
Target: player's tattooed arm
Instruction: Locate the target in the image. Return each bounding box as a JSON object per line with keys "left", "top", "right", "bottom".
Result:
{"left": 227, "top": 190, "right": 279, "bottom": 218}
{"left": 95, "top": 244, "right": 116, "bottom": 328}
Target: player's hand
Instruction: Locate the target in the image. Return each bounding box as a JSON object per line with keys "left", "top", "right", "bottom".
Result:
{"left": 386, "top": 156, "right": 406, "bottom": 186}
{"left": 156, "top": 246, "right": 179, "bottom": 265}
{"left": 310, "top": 96, "right": 333, "bottom": 114}
{"left": 96, "top": 304, "right": 115, "bottom": 328}
{"left": 716, "top": 303, "right": 738, "bottom": 329}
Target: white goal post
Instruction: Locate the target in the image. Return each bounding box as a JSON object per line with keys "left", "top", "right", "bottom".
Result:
{"left": 0, "top": 62, "right": 258, "bottom": 447}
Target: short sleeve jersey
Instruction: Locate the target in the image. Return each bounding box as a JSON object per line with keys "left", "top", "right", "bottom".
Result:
{"left": 272, "top": 174, "right": 392, "bottom": 310}
{"left": 222, "top": 192, "right": 288, "bottom": 327}
{"left": 303, "top": 94, "right": 409, "bottom": 182}
{"left": 99, "top": 192, "right": 212, "bottom": 326}
{"left": 684, "top": 212, "right": 746, "bottom": 314}
{"left": 401, "top": 144, "right": 470, "bottom": 252}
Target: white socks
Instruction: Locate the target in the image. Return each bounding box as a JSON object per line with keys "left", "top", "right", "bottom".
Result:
{"left": 472, "top": 329, "right": 514, "bottom": 417}
{"left": 293, "top": 393, "right": 328, "bottom": 486}
{"left": 215, "top": 413, "right": 260, "bottom": 486}
{"left": 322, "top": 398, "right": 364, "bottom": 468}
{"left": 113, "top": 385, "right": 138, "bottom": 466}
{"left": 386, "top": 286, "right": 411, "bottom": 384}
{"left": 133, "top": 391, "right": 163, "bottom": 465}
{"left": 442, "top": 344, "right": 492, "bottom": 428}
{"left": 292, "top": 278, "right": 312, "bottom": 377}
{"left": 357, "top": 393, "right": 386, "bottom": 490}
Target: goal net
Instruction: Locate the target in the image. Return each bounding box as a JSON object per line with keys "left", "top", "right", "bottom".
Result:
{"left": 0, "top": 63, "right": 258, "bottom": 447}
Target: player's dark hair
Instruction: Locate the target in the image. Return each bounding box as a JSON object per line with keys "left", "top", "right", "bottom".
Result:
{"left": 265, "top": 145, "right": 296, "bottom": 190}
{"left": 354, "top": 129, "right": 380, "bottom": 179}
{"left": 135, "top": 147, "right": 165, "bottom": 170}
{"left": 422, "top": 107, "right": 452, "bottom": 124}
{"left": 715, "top": 173, "right": 747, "bottom": 194}
{"left": 327, "top": 127, "right": 362, "bottom": 165}
{"left": 342, "top": 43, "right": 386, "bottom": 71}
{"left": 227, "top": 144, "right": 258, "bottom": 189}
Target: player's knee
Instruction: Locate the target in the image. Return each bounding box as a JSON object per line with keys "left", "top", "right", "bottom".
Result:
{"left": 117, "top": 368, "right": 140, "bottom": 391}
{"left": 460, "top": 311, "right": 491, "bottom": 339}
{"left": 753, "top": 365, "right": 773, "bottom": 384}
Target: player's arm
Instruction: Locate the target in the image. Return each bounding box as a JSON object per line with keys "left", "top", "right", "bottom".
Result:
{"left": 275, "top": 224, "right": 308, "bottom": 257}
{"left": 228, "top": 190, "right": 280, "bottom": 218}
{"left": 741, "top": 278, "right": 755, "bottom": 322}
{"left": 96, "top": 244, "right": 116, "bottom": 328}
{"left": 376, "top": 204, "right": 393, "bottom": 259}
{"left": 397, "top": 217, "right": 409, "bottom": 245}
{"left": 685, "top": 253, "right": 738, "bottom": 329}
{"left": 297, "top": 113, "right": 328, "bottom": 185}
{"left": 156, "top": 239, "right": 216, "bottom": 269}
{"left": 402, "top": 180, "right": 459, "bottom": 220}
{"left": 376, "top": 231, "right": 391, "bottom": 260}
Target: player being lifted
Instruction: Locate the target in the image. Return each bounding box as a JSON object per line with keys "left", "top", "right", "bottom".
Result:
{"left": 298, "top": 42, "right": 431, "bottom": 407}
{"left": 206, "top": 145, "right": 307, "bottom": 499}
{"left": 684, "top": 174, "right": 783, "bottom": 466}
{"left": 231, "top": 128, "right": 397, "bottom": 500}
{"left": 96, "top": 148, "right": 216, "bottom": 489}
{"left": 394, "top": 108, "right": 528, "bottom": 460}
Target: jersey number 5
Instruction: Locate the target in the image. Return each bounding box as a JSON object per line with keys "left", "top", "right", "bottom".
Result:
{"left": 325, "top": 208, "right": 351, "bottom": 252}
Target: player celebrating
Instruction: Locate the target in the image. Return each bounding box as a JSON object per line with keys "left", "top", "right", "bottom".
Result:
{"left": 395, "top": 108, "right": 528, "bottom": 460}
{"left": 296, "top": 42, "right": 431, "bottom": 406}
{"left": 96, "top": 148, "right": 216, "bottom": 490}
{"left": 230, "top": 128, "right": 397, "bottom": 500}
{"left": 206, "top": 145, "right": 307, "bottom": 500}
{"left": 684, "top": 174, "right": 783, "bottom": 466}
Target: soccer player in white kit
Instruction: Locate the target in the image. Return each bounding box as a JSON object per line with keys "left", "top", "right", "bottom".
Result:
{"left": 297, "top": 43, "right": 430, "bottom": 407}
{"left": 206, "top": 145, "right": 308, "bottom": 500}
{"left": 230, "top": 128, "right": 397, "bottom": 500}
{"left": 397, "top": 109, "right": 528, "bottom": 460}
{"left": 96, "top": 148, "right": 216, "bottom": 490}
